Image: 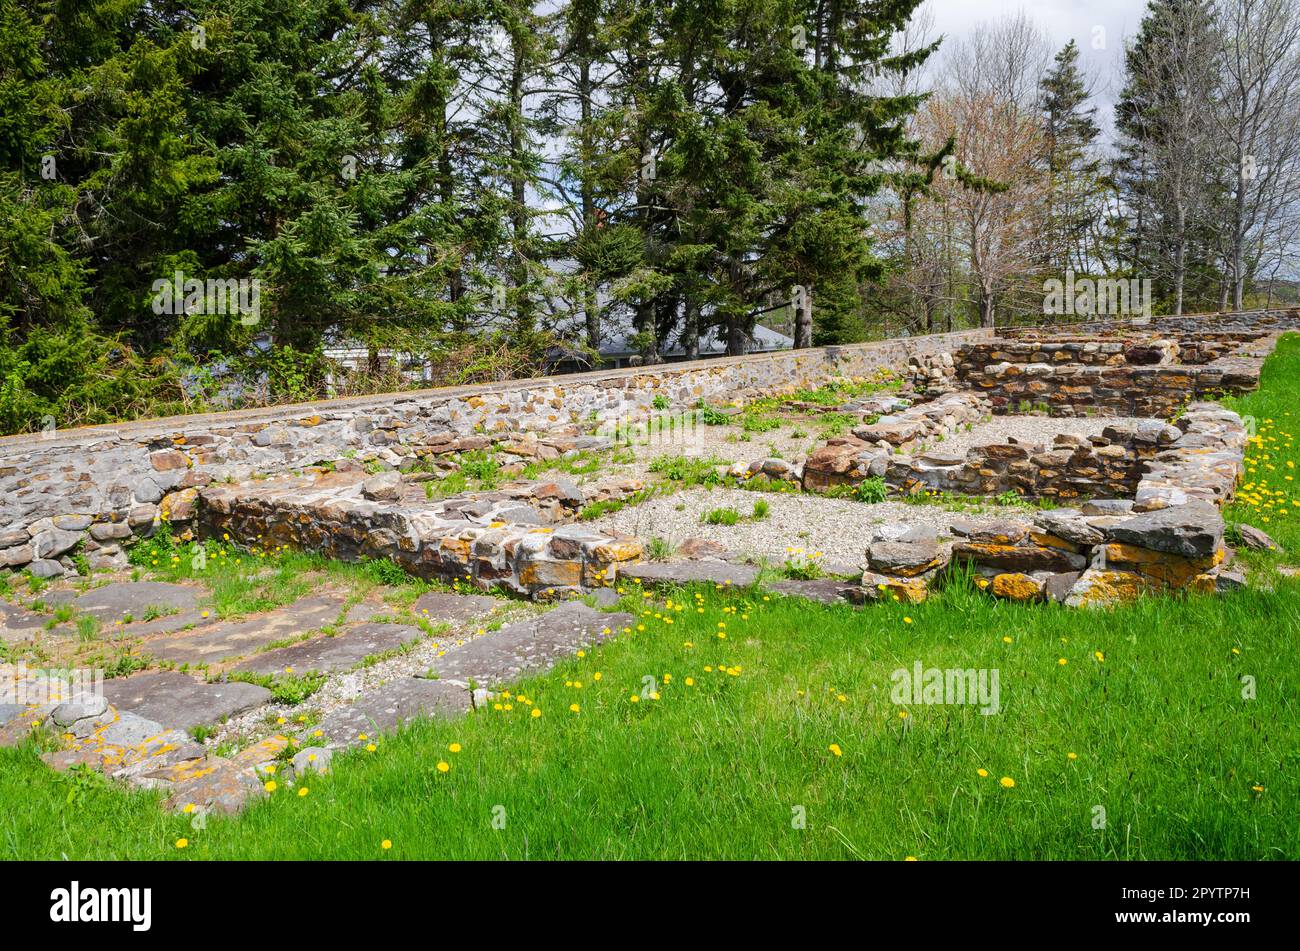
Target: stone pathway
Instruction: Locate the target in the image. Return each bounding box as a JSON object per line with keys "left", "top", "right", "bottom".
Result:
{"left": 1, "top": 580, "right": 636, "bottom": 816}
{"left": 139, "top": 594, "right": 372, "bottom": 666}
{"left": 102, "top": 671, "right": 272, "bottom": 731}
{"left": 232, "top": 622, "right": 423, "bottom": 676}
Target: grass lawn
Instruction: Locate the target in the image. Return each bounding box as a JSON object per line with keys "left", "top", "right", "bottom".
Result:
{"left": 1, "top": 337, "right": 1296, "bottom": 862}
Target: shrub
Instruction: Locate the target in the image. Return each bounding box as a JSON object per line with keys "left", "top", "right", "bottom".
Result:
{"left": 854, "top": 477, "right": 889, "bottom": 504}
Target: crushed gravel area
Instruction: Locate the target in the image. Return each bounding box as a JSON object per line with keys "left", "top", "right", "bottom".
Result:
{"left": 589, "top": 487, "right": 1024, "bottom": 567}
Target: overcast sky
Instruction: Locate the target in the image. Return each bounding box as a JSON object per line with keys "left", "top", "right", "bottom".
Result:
{"left": 926, "top": 0, "right": 1145, "bottom": 136}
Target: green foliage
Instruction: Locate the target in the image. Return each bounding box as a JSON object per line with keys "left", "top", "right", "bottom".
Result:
{"left": 647, "top": 453, "right": 728, "bottom": 486}
{"left": 701, "top": 507, "right": 740, "bottom": 526}
{"left": 361, "top": 558, "right": 411, "bottom": 587}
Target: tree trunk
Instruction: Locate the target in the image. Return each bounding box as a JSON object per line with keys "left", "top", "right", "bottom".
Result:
{"left": 794, "top": 286, "right": 813, "bottom": 349}
{"left": 726, "top": 315, "right": 747, "bottom": 356}
{"left": 683, "top": 296, "right": 700, "bottom": 360}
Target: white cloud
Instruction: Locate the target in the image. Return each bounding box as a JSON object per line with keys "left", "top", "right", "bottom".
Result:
{"left": 923, "top": 0, "right": 1143, "bottom": 134}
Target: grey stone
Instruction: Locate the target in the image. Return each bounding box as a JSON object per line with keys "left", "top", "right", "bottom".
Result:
{"left": 428, "top": 603, "right": 634, "bottom": 688}
{"left": 589, "top": 587, "right": 621, "bottom": 608}
{"left": 72, "top": 582, "right": 204, "bottom": 621}
{"left": 102, "top": 672, "right": 272, "bottom": 731}
{"left": 0, "top": 544, "right": 33, "bottom": 568}
{"left": 949, "top": 519, "right": 1031, "bottom": 545}
{"left": 233, "top": 623, "right": 423, "bottom": 676}
{"left": 1033, "top": 510, "right": 1104, "bottom": 547}
{"left": 412, "top": 591, "right": 500, "bottom": 623}
{"left": 51, "top": 695, "right": 109, "bottom": 727}
{"left": 362, "top": 471, "right": 402, "bottom": 502}
{"left": 89, "top": 522, "right": 133, "bottom": 542}
{"left": 1081, "top": 499, "right": 1134, "bottom": 516}
{"left": 133, "top": 477, "right": 164, "bottom": 504}
{"left": 30, "top": 527, "right": 82, "bottom": 560}
{"left": 142, "top": 595, "right": 356, "bottom": 664}
{"left": 27, "top": 559, "right": 65, "bottom": 579}
{"left": 52, "top": 514, "right": 94, "bottom": 532}
{"left": 767, "top": 579, "right": 861, "bottom": 605}
{"left": 97, "top": 710, "right": 167, "bottom": 747}
{"left": 619, "top": 560, "right": 759, "bottom": 588}
{"left": 317, "top": 678, "right": 471, "bottom": 746}
{"left": 1106, "top": 501, "right": 1225, "bottom": 559}
{"left": 866, "top": 540, "right": 940, "bottom": 573}
{"left": 1236, "top": 524, "right": 1281, "bottom": 552}
{"left": 1041, "top": 571, "right": 1083, "bottom": 603}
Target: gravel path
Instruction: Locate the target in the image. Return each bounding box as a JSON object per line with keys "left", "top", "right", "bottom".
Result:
{"left": 589, "top": 487, "right": 1019, "bottom": 567}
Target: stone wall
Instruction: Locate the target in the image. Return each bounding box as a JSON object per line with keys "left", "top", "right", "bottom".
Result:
{"left": 197, "top": 470, "right": 644, "bottom": 599}
{"left": 956, "top": 332, "right": 1282, "bottom": 417}
{"left": 857, "top": 402, "right": 1249, "bottom": 608}
{"left": 0, "top": 329, "right": 987, "bottom": 571}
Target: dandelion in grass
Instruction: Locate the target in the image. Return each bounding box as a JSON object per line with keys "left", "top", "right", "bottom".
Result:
{"left": 298, "top": 787, "right": 309, "bottom": 798}
{"left": 264, "top": 781, "right": 277, "bottom": 792}
{"left": 382, "top": 839, "right": 392, "bottom": 850}
{"left": 977, "top": 769, "right": 989, "bottom": 778}
{"left": 436, "top": 761, "right": 450, "bottom": 773}
{"left": 1000, "top": 777, "right": 1015, "bottom": 788}
{"left": 175, "top": 838, "right": 188, "bottom": 849}
{"left": 828, "top": 744, "right": 843, "bottom": 757}
{"left": 449, "top": 743, "right": 461, "bottom": 753}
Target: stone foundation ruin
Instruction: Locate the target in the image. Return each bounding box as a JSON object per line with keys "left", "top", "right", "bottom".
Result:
{"left": 2, "top": 309, "right": 1297, "bottom": 611}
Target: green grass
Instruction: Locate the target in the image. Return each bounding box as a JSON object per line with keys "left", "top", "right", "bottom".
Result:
{"left": 701, "top": 506, "right": 741, "bottom": 525}
{"left": 647, "top": 452, "right": 729, "bottom": 486}
{"left": 1221, "top": 333, "right": 1299, "bottom": 563}
{"left": 2, "top": 578, "right": 1296, "bottom": 860}
{"left": 2, "top": 337, "right": 1296, "bottom": 861}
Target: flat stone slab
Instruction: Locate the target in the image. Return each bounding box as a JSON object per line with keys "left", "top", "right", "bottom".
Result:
{"left": 0, "top": 603, "right": 49, "bottom": 639}
{"left": 139, "top": 595, "right": 359, "bottom": 665}
{"left": 232, "top": 623, "right": 424, "bottom": 676}
{"left": 428, "top": 602, "right": 634, "bottom": 688}
{"left": 115, "top": 610, "right": 216, "bottom": 638}
{"left": 619, "top": 560, "right": 759, "bottom": 588}
{"left": 101, "top": 671, "right": 272, "bottom": 730}
{"left": 63, "top": 582, "right": 205, "bottom": 621}
{"left": 316, "top": 678, "right": 471, "bottom": 746}
{"left": 767, "top": 579, "right": 862, "bottom": 605}
{"left": 412, "top": 591, "right": 501, "bottom": 623}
